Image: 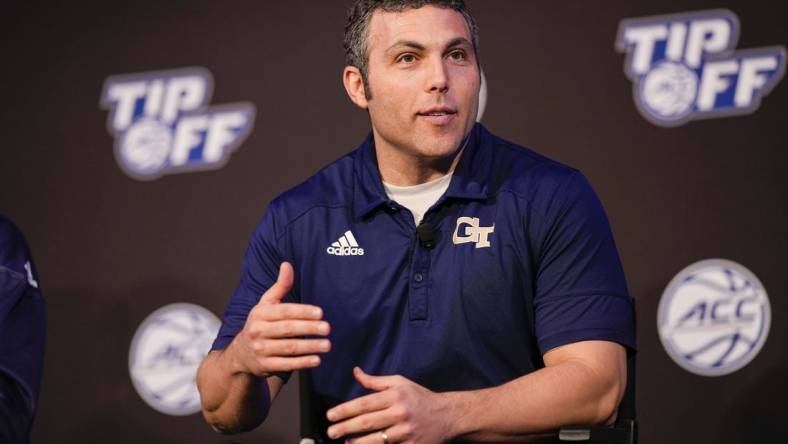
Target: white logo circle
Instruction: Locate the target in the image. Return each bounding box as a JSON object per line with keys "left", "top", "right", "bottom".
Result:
{"left": 129, "top": 303, "right": 220, "bottom": 415}
{"left": 658, "top": 259, "right": 771, "bottom": 376}
{"left": 640, "top": 61, "right": 698, "bottom": 121}
{"left": 476, "top": 70, "right": 488, "bottom": 122}
{"left": 120, "top": 118, "right": 173, "bottom": 176}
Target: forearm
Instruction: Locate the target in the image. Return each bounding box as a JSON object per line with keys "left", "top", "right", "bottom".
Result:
{"left": 445, "top": 358, "right": 624, "bottom": 442}
{"left": 196, "top": 346, "right": 272, "bottom": 433}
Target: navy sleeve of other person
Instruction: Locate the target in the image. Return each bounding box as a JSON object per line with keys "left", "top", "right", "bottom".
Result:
{"left": 0, "top": 216, "right": 46, "bottom": 443}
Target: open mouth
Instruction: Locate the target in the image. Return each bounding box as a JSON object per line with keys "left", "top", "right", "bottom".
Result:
{"left": 417, "top": 107, "right": 458, "bottom": 125}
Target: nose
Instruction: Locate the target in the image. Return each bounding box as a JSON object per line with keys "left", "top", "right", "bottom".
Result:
{"left": 425, "top": 56, "right": 449, "bottom": 93}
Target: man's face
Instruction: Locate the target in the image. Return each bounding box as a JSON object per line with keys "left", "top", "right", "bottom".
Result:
{"left": 362, "top": 5, "right": 480, "bottom": 161}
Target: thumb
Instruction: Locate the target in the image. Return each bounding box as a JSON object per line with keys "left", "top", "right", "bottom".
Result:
{"left": 353, "top": 367, "right": 397, "bottom": 392}
{"left": 259, "top": 261, "right": 294, "bottom": 305}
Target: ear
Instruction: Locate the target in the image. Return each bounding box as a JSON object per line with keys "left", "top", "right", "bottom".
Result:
{"left": 343, "top": 66, "right": 369, "bottom": 109}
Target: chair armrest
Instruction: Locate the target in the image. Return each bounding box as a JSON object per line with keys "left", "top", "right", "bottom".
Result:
{"left": 558, "top": 419, "right": 637, "bottom": 444}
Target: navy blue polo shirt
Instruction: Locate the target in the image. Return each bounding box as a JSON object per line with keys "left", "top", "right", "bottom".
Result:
{"left": 0, "top": 216, "right": 46, "bottom": 442}
{"left": 213, "top": 123, "right": 634, "bottom": 411}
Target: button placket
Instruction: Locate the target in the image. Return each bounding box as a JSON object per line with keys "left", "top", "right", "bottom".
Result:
{"left": 408, "top": 234, "right": 431, "bottom": 321}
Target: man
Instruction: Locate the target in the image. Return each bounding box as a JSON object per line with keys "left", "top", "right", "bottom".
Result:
{"left": 0, "top": 216, "right": 46, "bottom": 444}
{"left": 198, "top": 1, "right": 635, "bottom": 442}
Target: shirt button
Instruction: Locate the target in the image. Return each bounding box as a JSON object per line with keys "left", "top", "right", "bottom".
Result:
{"left": 413, "top": 273, "right": 424, "bottom": 283}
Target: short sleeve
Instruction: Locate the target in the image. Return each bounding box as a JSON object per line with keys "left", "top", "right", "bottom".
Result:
{"left": 211, "top": 205, "right": 285, "bottom": 352}
{"left": 212, "top": 204, "right": 297, "bottom": 382}
{"left": 533, "top": 172, "right": 635, "bottom": 355}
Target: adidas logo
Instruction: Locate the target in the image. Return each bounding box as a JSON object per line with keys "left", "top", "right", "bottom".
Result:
{"left": 326, "top": 230, "right": 365, "bottom": 256}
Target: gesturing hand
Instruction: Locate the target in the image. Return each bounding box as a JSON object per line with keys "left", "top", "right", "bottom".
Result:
{"left": 326, "top": 367, "right": 454, "bottom": 444}
{"left": 229, "top": 262, "right": 331, "bottom": 376}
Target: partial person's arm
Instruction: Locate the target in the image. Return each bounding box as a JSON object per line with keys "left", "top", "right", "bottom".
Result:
{"left": 325, "top": 340, "right": 626, "bottom": 443}
{"left": 0, "top": 217, "right": 46, "bottom": 444}
{"left": 0, "top": 372, "right": 35, "bottom": 444}
{"left": 197, "top": 262, "right": 331, "bottom": 433}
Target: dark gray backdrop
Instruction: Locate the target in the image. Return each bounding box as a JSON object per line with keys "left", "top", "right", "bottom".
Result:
{"left": 1, "top": 1, "right": 786, "bottom": 443}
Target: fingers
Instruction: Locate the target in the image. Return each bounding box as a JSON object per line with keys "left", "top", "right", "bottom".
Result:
{"left": 249, "top": 319, "right": 329, "bottom": 339}
{"left": 327, "top": 391, "right": 391, "bottom": 422}
{"left": 260, "top": 355, "right": 322, "bottom": 372}
{"left": 327, "top": 406, "right": 401, "bottom": 440}
{"left": 232, "top": 262, "right": 337, "bottom": 376}
{"left": 238, "top": 323, "right": 330, "bottom": 374}
{"left": 327, "top": 373, "right": 422, "bottom": 441}
{"left": 349, "top": 423, "right": 412, "bottom": 444}
{"left": 259, "top": 261, "right": 295, "bottom": 305}
{"left": 353, "top": 367, "right": 400, "bottom": 392}
{"left": 254, "top": 304, "right": 325, "bottom": 322}
{"left": 262, "top": 338, "right": 331, "bottom": 356}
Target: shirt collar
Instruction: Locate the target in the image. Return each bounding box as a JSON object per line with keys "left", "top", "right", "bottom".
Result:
{"left": 353, "top": 132, "right": 390, "bottom": 219}
{"left": 353, "top": 123, "right": 492, "bottom": 219}
{"left": 443, "top": 123, "right": 491, "bottom": 201}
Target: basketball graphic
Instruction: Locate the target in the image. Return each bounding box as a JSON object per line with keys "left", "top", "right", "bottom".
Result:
{"left": 129, "top": 303, "right": 220, "bottom": 415}
{"left": 119, "top": 118, "right": 173, "bottom": 176}
{"left": 640, "top": 61, "right": 698, "bottom": 121}
{"left": 658, "top": 259, "right": 771, "bottom": 376}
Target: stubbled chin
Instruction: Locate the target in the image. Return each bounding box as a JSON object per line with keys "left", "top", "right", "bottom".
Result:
{"left": 410, "top": 132, "right": 464, "bottom": 159}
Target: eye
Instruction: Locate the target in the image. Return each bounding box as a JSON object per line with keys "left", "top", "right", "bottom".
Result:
{"left": 397, "top": 53, "right": 417, "bottom": 64}
{"left": 448, "top": 49, "right": 467, "bottom": 61}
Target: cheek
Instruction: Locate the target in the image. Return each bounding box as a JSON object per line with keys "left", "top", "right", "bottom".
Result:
{"left": 459, "top": 74, "right": 481, "bottom": 101}
{"left": 372, "top": 85, "right": 414, "bottom": 120}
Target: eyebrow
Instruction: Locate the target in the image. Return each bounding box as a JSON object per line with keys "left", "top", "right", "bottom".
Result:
{"left": 385, "top": 37, "right": 473, "bottom": 55}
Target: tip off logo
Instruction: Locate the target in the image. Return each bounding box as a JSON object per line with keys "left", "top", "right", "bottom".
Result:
{"left": 616, "top": 9, "right": 785, "bottom": 127}
{"left": 100, "top": 67, "right": 255, "bottom": 180}
{"left": 658, "top": 259, "right": 771, "bottom": 377}
{"left": 129, "top": 303, "right": 220, "bottom": 415}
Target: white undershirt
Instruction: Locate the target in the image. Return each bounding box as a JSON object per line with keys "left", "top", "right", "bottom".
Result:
{"left": 383, "top": 173, "right": 453, "bottom": 225}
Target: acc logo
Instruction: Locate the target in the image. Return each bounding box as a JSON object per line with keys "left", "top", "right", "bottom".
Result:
{"left": 100, "top": 67, "right": 255, "bottom": 180}
{"left": 615, "top": 9, "right": 786, "bottom": 127}
{"left": 129, "top": 303, "right": 220, "bottom": 415}
{"left": 657, "top": 259, "right": 771, "bottom": 376}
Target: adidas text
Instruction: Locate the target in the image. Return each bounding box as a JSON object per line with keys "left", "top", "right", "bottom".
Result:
{"left": 326, "top": 246, "right": 365, "bottom": 256}
{"left": 327, "top": 230, "right": 365, "bottom": 256}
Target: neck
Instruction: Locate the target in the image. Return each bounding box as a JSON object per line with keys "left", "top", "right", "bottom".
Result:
{"left": 373, "top": 131, "right": 466, "bottom": 187}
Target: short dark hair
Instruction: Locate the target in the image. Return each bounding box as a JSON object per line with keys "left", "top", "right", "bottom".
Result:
{"left": 343, "top": 0, "right": 479, "bottom": 98}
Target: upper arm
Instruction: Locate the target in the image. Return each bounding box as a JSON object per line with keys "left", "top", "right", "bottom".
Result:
{"left": 531, "top": 171, "right": 635, "bottom": 355}
{"left": 543, "top": 340, "right": 626, "bottom": 377}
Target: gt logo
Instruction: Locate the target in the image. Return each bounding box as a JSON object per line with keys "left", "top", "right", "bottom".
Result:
{"left": 452, "top": 217, "right": 494, "bottom": 248}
